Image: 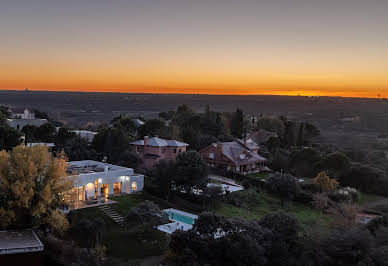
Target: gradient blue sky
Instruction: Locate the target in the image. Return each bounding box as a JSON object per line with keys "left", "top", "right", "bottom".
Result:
{"left": 1, "top": 0, "right": 387, "bottom": 97}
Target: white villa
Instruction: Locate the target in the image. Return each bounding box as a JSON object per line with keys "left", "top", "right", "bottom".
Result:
{"left": 67, "top": 160, "right": 144, "bottom": 206}
{"left": 7, "top": 108, "right": 48, "bottom": 130}
{"left": 11, "top": 108, "right": 35, "bottom": 119}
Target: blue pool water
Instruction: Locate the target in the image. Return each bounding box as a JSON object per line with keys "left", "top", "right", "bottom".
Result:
{"left": 165, "top": 211, "right": 196, "bottom": 225}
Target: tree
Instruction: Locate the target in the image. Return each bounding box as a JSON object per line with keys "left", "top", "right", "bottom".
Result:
{"left": 173, "top": 151, "right": 208, "bottom": 194}
{"left": 230, "top": 108, "right": 245, "bottom": 138}
{"left": 289, "top": 148, "right": 321, "bottom": 177}
{"left": 318, "top": 152, "right": 351, "bottom": 178}
{"left": 33, "top": 109, "right": 49, "bottom": 119}
{"left": 92, "top": 126, "right": 130, "bottom": 161}
{"left": 158, "top": 111, "right": 175, "bottom": 120}
{"left": 0, "top": 113, "right": 7, "bottom": 125}
{"left": 266, "top": 173, "right": 299, "bottom": 206}
{"left": 138, "top": 119, "right": 166, "bottom": 138}
{"left": 21, "top": 124, "right": 38, "bottom": 143}
{"left": 71, "top": 217, "right": 106, "bottom": 248}
{"left": 322, "top": 228, "right": 375, "bottom": 265}
{"left": 180, "top": 126, "right": 200, "bottom": 150}
{"left": 257, "top": 117, "right": 285, "bottom": 136}
{"left": 259, "top": 212, "right": 300, "bottom": 242}
{"left": 202, "top": 185, "right": 224, "bottom": 209}
{"left": 115, "top": 149, "right": 140, "bottom": 169}
{"left": 55, "top": 127, "right": 77, "bottom": 146}
{"left": 0, "top": 105, "right": 11, "bottom": 118}
{"left": 126, "top": 200, "right": 169, "bottom": 228}
{"left": 23, "top": 123, "right": 56, "bottom": 143}
{"left": 35, "top": 123, "right": 56, "bottom": 142}
{"left": 266, "top": 136, "right": 281, "bottom": 153}
{"left": 0, "top": 145, "right": 73, "bottom": 234}
{"left": 111, "top": 116, "right": 136, "bottom": 136}
{"left": 340, "top": 163, "right": 388, "bottom": 196}
{"left": 0, "top": 125, "right": 22, "bottom": 150}
{"left": 173, "top": 104, "right": 194, "bottom": 127}
{"left": 146, "top": 159, "right": 175, "bottom": 200}
{"left": 61, "top": 136, "right": 97, "bottom": 161}
{"left": 312, "top": 193, "right": 329, "bottom": 216}
{"left": 200, "top": 105, "right": 225, "bottom": 138}
{"left": 313, "top": 171, "right": 339, "bottom": 192}
{"left": 259, "top": 212, "right": 301, "bottom": 264}
{"left": 169, "top": 213, "right": 274, "bottom": 266}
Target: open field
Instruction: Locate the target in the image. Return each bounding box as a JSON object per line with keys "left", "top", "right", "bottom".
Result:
{"left": 214, "top": 189, "right": 333, "bottom": 233}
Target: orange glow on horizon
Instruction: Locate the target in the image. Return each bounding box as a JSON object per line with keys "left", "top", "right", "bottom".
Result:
{"left": 1, "top": 86, "right": 386, "bottom": 99}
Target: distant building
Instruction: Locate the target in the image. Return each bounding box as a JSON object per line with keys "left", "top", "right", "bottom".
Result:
{"left": 7, "top": 108, "right": 47, "bottom": 130}
{"left": 7, "top": 118, "right": 48, "bottom": 131}
{"left": 11, "top": 108, "right": 35, "bottom": 119}
{"left": 72, "top": 130, "right": 97, "bottom": 143}
{"left": 67, "top": 160, "right": 144, "bottom": 208}
{"left": 199, "top": 139, "right": 269, "bottom": 174}
{"left": 247, "top": 129, "right": 278, "bottom": 144}
{"left": 0, "top": 229, "right": 44, "bottom": 266}
{"left": 133, "top": 118, "right": 144, "bottom": 127}
{"left": 130, "top": 136, "right": 189, "bottom": 169}
{"left": 26, "top": 143, "right": 55, "bottom": 149}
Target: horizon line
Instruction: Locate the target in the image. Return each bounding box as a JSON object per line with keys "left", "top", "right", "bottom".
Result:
{"left": 0, "top": 88, "right": 386, "bottom": 100}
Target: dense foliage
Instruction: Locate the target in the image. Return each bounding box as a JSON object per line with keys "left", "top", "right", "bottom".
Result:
{"left": 0, "top": 145, "right": 73, "bottom": 234}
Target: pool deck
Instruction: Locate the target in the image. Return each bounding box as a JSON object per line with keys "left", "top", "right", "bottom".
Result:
{"left": 157, "top": 208, "right": 198, "bottom": 234}
{"left": 163, "top": 208, "right": 199, "bottom": 219}
{"left": 157, "top": 221, "right": 193, "bottom": 234}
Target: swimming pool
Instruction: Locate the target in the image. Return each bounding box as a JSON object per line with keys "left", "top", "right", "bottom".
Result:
{"left": 163, "top": 209, "right": 197, "bottom": 225}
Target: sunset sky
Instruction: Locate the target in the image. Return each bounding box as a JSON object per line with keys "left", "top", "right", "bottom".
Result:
{"left": 0, "top": 0, "right": 387, "bottom": 98}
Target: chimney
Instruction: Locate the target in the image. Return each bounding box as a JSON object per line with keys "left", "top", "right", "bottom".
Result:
{"left": 216, "top": 142, "right": 223, "bottom": 153}
{"left": 144, "top": 136, "right": 149, "bottom": 146}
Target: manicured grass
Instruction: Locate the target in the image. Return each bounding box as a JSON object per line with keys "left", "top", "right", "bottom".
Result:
{"left": 109, "top": 193, "right": 172, "bottom": 216}
{"left": 214, "top": 189, "right": 333, "bottom": 232}
{"left": 67, "top": 193, "right": 171, "bottom": 261}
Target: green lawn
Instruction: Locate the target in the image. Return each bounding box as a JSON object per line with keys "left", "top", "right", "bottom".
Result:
{"left": 68, "top": 190, "right": 336, "bottom": 261}
{"left": 108, "top": 193, "right": 172, "bottom": 216}
{"left": 67, "top": 193, "right": 171, "bottom": 261}
{"left": 214, "top": 189, "right": 333, "bottom": 233}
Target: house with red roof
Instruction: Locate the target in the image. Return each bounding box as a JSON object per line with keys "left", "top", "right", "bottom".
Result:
{"left": 199, "top": 139, "right": 269, "bottom": 174}
{"left": 130, "top": 136, "right": 189, "bottom": 169}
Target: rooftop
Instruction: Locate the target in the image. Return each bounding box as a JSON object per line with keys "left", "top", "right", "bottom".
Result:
{"left": 131, "top": 136, "right": 188, "bottom": 147}
{"left": 72, "top": 130, "right": 97, "bottom": 134}
{"left": 67, "top": 160, "right": 130, "bottom": 175}
{"left": 210, "top": 141, "right": 267, "bottom": 164}
{"left": 0, "top": 230, "right": 44, "bottom": 255}
{"left": 26, "top": 142, "right": 55, "bottom": 147}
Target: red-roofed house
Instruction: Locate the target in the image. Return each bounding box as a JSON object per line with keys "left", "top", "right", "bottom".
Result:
{"left": 199, "top": 139, "right": 269, "bottom": 174}
{"left": 130, "top": 136, "right": 189, "bottom": 169}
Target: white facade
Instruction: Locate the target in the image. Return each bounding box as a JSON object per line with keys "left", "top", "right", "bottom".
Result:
{"left": 12, "top": 109, "right": 35, "bottom": 119}
{"left": 7, "top": 118, "right": 48, "bottom": 131}
{"left": 68, "top": 160, "right": 144, "bottom": 202}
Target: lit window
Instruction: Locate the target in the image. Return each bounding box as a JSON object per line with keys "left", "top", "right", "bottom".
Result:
{"left": 131, "top": 182, "right": 137, "bottom": 191}
{"left": 209, "top": 153, "right": 214, "bottom": 159}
